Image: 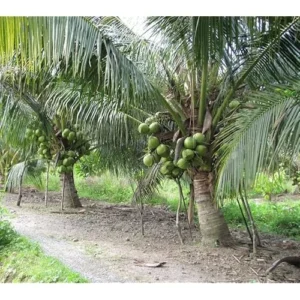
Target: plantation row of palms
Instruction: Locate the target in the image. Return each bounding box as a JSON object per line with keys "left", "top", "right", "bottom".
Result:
{"left": 0, "top": 16, "right": 299, "bottom": 247}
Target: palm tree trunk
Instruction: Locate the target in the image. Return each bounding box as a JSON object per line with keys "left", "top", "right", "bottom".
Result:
{"left": 60, "top": 171, "right": 82, "bottom": 208}
{"left": 193, "top": 171, "right": 233, "bottom": 246}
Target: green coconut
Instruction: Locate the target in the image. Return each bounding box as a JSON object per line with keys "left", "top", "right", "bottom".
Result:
{"left": 26, "top": 128, "right": 32, "bottom": 135}
{"left": 63, "top": 158, "right": 70, "bottom": 166}
{"left": 184, "top": 137, "right": 197, "bottom": 150}
{"left": 160, "top": 157, "right": 170, "bottom": 163}
{"left": 195, "top": 145, "right": 208, "bottom": 156}
{"left": 67, "top": 157, "right": 75, "bottom": 166}
{"left": 145, "top": 117, "right": 156, "bottom": 125}
{"left": 38, "top": 136, "right": 46, "bottom": 143}
{"left": 67, "top": 150, "right": 76, "bottom": 157}
{"left": 182, "top": 149, "right": 195, "bottom": 161}
{"left": 148, "top": 136, "right": 160, "bottom": 150}
{"left": 42, "top": 149, "right": 49, "bottom": 155}
{"left": 229, "top": 100, "right": 240, "bottom": 109}
{"left": 156, "top": 144, "right": 170, "bottom": 157}
{"left": 177, "top": 158, "right": 189, "bottom": 170}
{"left": 149, "top": 122, "right": 161, "bottom": 134}
{"left": 160, "top": 165, "right": 171, "bottom": 175}
{"left": 62, "top": 129, "right": 70, "bottom": 138}
{"left": 163, "top": 161, "right": 175, "bottom": 171}
{"left": 37, "top": 148, "right": 44, "bottom": 155}
{"left": 193, "top": 133, "right": 206, "bottom": 144}
{"left": 143, "top": 154, "right": 154, "bottom": 167}
{"left": 138, "top": 123, "right": 150, "bottom": 134}
{"left": 35, "top": 129, "right": 42, "bottom": 136}
{"left": 152, "top": 152, "right": 161, "bottom": 163}
{"left": 67, "top": 131, "right": 76, "bottom": 141}
{"left": 171, "top": 168, "right": 181, "bottom": 178}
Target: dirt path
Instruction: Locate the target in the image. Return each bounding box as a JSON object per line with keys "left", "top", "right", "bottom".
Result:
{"left": 3, "top": 190, "right": 300, "bottom": 283}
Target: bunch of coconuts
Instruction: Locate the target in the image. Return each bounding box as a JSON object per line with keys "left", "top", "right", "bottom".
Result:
{"left": 25, "top": 127, "right": 53, "bottom": 160}
{"left": 138, "top": 118, "right": 209, "bottom": 178}
{"left": 25, "top": 120, "right": 91, "bottom": 174}
{"left": 56, "top": 124, "right": 91, "bottom": 174}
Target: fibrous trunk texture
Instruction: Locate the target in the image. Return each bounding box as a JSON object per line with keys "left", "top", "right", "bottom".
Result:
{"left": 193, "top": 171, "right": 233, "bottom": 247}
{"left": 61, "top": 172, "right": 82, "bottom": 208}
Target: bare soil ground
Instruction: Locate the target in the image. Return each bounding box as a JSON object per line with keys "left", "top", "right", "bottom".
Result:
{"left": 2, "top": 189, "right": 300, "bottom": 283}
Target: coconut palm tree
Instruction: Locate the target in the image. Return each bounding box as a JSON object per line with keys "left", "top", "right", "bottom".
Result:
{"left": 0, "top": 16, "right": 299, "bottom": 246}
{"left": 120, "top": 17, "right": 300, "bottom": 246}
{"left": 0, "top": 49, "right": 156, "bottom": 208}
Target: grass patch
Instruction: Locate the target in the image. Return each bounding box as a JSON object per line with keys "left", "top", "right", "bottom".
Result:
{"left": 222, "top": 200, "right": 300, "bottom": 239}
{"left": 75, "top": 173, "right": 134, "bottom": 203}
{"left": 0, "top": 199, "right": 88, "bottom": 283}
{"left": 0, "top": 223, "right": 88, "bottom": 283}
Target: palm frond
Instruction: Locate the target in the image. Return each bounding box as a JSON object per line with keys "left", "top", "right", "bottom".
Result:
{"left": 215, "top": 84, "right": 300, "bottom": 198}
{"left": 132, "top": 163, "right": 164, "bottom": 205}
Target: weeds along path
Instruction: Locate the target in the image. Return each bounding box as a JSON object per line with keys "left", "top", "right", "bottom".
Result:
{"left": 3, "top": 190, "right": 300, "bottom": 283}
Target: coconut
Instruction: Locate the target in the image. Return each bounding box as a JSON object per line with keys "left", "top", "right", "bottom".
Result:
{"left": 171, "top": 168, "right": 181, "bottom": 178}
{"left": 143, "top": 154, "right": 154, "bottom": 167}
{"left": 62, "top": 129, "right": 70, "bottom": 138}
{"left": 160, "top": 157, "right": 170, "bottom": 163}
{"left": 156, "top": 144, "right": 170, "bottom": 157}
{"left": 138, "top": 123, "right": 150, "bottom": 134}
{"left": 60, "top": 165, "right": 67, "bottom": 173}
{"left": 184, "top": 137, "right": 197, "bottom": 150}
{"left": 63, "top": 158, "right": 70, "bottom": 166}
{"left": 38, "top": 136, "right": 46, "bottom": 143}
{"left": 67, "top": 157, "right": 75, "bottom": 166}
{"left": 25, "top": 129, "right": 33, "bottom": 138}
{"left": 149, "top": 122, "right": 161, "bottom": 134}
{"left": 182, "top": 149, "right": 195, "bottom": 161}
{"left": 229, "top": 100, "right": 240, "bottom": 109}
{"left": 68, "top": 150, "right": 76, "bottom": 157}
{"left": 163, "top": 161, "right": 175, "bottom": 171}
{"left": 35, "top": 129, "right": 42, "bottom": 136}
{"left": 67, "top": 131, "right": 76, "bottom": 141}
{"left": 160, "top": 165, "right": 171, "bottom": 175}
{"left": 195, "top": 145, "right": 208, "bottom": 156}
{"left": 193, "top": 133, "right": 206, "bottom": 144}
{"left": 145, "top": 117, "right": 156, "bottom": 125}
{"left": 152, "top": 152, "right": 161, "bottom": 163}
{"left": 42, "top": 149, "right": 49, "bottom": 155}
{"left": 177, "top": 158, "right": 188, "bottom": 170}
{"left": 148, "top": 136, "right": 160, "bottom": 150}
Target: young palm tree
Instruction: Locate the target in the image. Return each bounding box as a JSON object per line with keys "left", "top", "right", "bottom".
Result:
{"left": 123, "top": 17, "right": 300, "bottom": 246}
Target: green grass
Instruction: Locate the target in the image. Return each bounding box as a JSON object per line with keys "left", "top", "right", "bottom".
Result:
{"left": 222, "top": 200, "right": 300, "bottom": 239}
{"left": 36, "top": 171, "right": 185, "bottom": 209}
{"left": 0, "top": 220, "right": 88, "bottom": 283}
